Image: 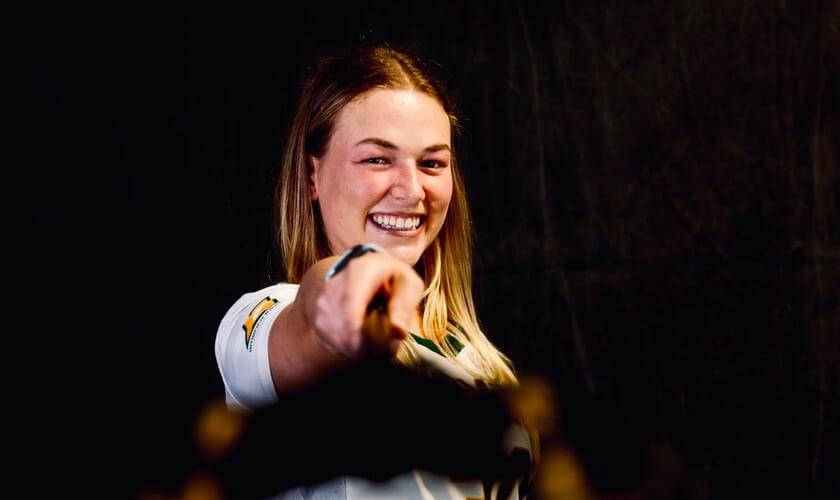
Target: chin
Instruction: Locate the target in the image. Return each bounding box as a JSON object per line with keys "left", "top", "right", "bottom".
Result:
{"left": 384, "top": 245, "right": 423, "bottom": 266}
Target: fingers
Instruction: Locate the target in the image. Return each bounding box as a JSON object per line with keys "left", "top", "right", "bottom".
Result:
{"left": 361, "top": 303, "right": 394, "bottom": 353}
{"left": 316, "top": 252, "right": 423, "bottom": 357}
{"left": 387, "top": 269, "right": 423, "bottom": 336}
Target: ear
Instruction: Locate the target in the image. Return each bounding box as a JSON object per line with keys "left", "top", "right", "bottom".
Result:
{"left": 308, "top": 155, "right": 320, "bottom": 201}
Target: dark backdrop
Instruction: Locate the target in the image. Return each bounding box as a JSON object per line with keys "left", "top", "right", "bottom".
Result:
{"left": 30, "top": 1, "right": 837, "bottom": 498}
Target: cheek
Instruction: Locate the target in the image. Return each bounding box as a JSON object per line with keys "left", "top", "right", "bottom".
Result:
{"left": 317, "top": 171, "right": 353, "bottom": 234}
{"left": 320, "top": 167, "right": 384, "bottom": 216}
{"left": 350, "top": 175, "right": 384, "bottom": 204}
{"left": 320, "top": 166, "right": 351, "bottom": 200}
{"left": 429, "top": 174, "right": 454, "bottom": 214}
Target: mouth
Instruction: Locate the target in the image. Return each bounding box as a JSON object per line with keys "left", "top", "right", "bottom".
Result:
{"left": 368, "top": 213, "right": 425, "bottom": 234}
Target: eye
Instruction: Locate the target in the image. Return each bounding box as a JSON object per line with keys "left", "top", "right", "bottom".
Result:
{"left": 362, "top": 157, "right": 389, "bottom": 165}
{"left": 420, "top": 159, "right": 448, "bottom": 169}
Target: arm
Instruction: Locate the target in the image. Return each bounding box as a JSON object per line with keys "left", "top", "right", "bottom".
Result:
{"left": 267, "top": 257, "right": 343, "bottom": 392}
{"left": 267, "top": 252, "right": 424, "bottom": 393}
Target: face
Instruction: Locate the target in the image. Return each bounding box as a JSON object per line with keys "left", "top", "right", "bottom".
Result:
{"left": 310, "top": 88, "right": 454, "bottom": 266}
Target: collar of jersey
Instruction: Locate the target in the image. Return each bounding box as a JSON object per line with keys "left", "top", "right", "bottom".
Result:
{"left": 409, "top": 333, "right": 465, "bottom": 356}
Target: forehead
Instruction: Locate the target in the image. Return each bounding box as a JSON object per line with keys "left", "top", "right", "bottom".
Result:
{"left": 329, "top": 88, "right": 451, "bottom": 152}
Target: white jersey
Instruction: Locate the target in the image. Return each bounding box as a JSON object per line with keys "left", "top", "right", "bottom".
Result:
{"left": 215, "top": 283, "right": 533, "bottom": 499}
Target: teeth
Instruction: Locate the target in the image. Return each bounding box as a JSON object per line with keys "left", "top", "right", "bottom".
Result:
{"left": 371, "top": 214, "right": 421, "bottom": 230}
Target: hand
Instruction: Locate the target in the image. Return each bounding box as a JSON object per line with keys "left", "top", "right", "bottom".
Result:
{"left": 305, "top": 252, "right": 424, "bottom": 357}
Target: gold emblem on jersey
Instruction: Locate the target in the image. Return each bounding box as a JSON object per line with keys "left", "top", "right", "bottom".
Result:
{"left": 242, "top": 297, "right": 279, "bottom": 351}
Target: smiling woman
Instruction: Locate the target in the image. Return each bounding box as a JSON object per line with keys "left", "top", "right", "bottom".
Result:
{"left": 214, "top": 44, "right": 532, "bottom": 499}
{"left": 310, "top": 88, "right": 453, "bottom": 266}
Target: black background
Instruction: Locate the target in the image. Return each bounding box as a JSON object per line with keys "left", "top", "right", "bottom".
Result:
{"left": 28, "top": 2, "right": 837, "bottom": 498}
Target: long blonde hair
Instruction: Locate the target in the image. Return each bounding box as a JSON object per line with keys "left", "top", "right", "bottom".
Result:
{"left": 276, "top": 45, "right": 516, "bottom": 387}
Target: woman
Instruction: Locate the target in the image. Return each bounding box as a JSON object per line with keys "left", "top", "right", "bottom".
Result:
{"left": 215, "top": 44, "right": 531, "bottom": 499}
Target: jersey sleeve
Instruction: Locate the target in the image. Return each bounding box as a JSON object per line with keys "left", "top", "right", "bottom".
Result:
{"left": 214, "top": 283, "right": 300, "bottom": 410}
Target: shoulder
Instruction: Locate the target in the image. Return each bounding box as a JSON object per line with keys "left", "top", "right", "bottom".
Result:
{"left": 214, "top": 282, "right": 301, "bottom": 410}
{"left": 216, "top": 282, "right": 300, "bottom": 355}
{"left": 233, "top": 282, "right": 299, "bottom": 308}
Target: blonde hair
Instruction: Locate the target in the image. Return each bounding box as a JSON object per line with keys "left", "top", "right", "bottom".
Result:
{"left": 276, "top": 45, "right": 517, "bottom": 387}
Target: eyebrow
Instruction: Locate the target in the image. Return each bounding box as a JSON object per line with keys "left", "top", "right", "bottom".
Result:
{"left": 355, "top": 137, "right": 451, "bottom": 153}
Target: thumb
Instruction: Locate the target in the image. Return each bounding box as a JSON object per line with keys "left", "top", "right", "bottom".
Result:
{"left": 387, "top": 273, "right": 423, "bottom": 336}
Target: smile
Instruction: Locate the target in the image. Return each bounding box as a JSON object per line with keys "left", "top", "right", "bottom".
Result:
{"left": 369, "top": 213, "right": 424, "bottom": 232}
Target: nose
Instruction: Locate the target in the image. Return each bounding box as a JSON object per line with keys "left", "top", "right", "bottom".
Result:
{"left": 390, "top": 162, "right": 425, "bottom": 203}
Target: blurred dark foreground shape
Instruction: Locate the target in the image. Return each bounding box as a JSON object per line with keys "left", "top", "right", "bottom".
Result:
{"left": 188, "top": 359, "right": 534, "bottom": 499}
